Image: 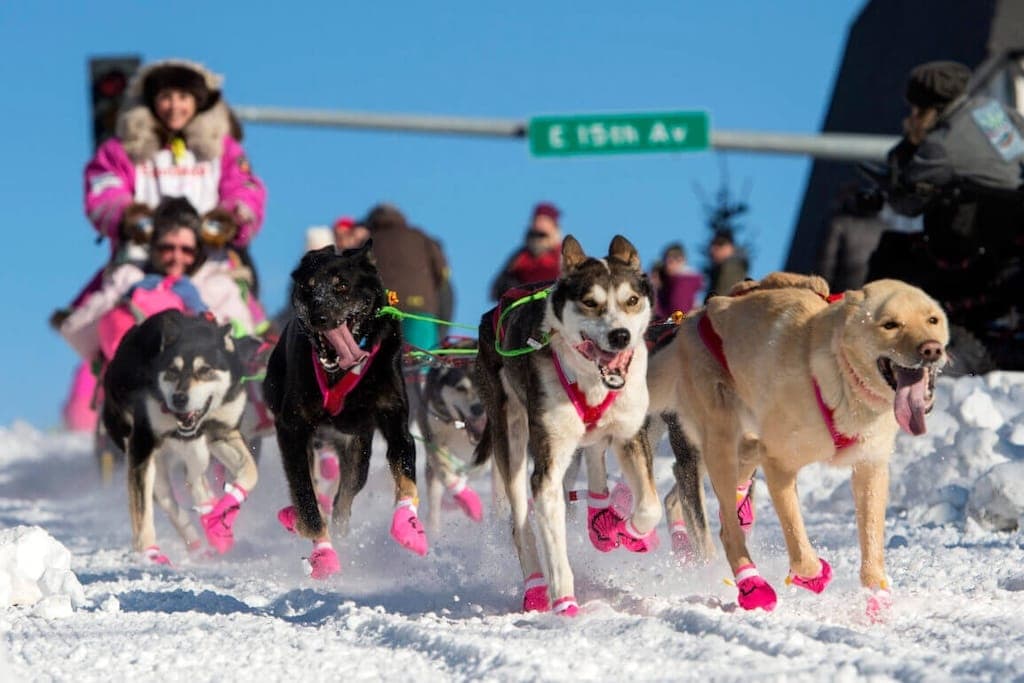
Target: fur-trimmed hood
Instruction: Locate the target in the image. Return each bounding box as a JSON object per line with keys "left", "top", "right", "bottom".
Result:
{"left": 116, "top": 59, "right": 230, "bottom": 163}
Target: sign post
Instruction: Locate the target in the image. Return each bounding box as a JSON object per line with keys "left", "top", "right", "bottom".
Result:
{"left": 528, "top": 111, "right": 710, "bottom": 157}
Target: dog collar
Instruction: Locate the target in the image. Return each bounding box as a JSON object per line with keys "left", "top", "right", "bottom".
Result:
{"left": 551, "top": 349, "right": 618, "bottom": 432}
{"left": 812, "top": 377, "right": 859, "bottom": 451}
{"left": 697, "top": 312, "right": 731, "bottom": 377}
{"left": 311, "top": 343, "right": 381, "bottom": 416}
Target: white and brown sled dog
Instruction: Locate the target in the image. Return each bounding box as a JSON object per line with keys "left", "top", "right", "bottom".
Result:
{"left": 474, "top": 235, "right": 660, "bottom": 616}
{"left": 649, "top": 273, "right": 949, "bottom": 614}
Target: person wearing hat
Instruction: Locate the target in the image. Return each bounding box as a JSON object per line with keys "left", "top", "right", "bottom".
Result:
{"left": 489, "top": 202, "right": 564, "bottom": 300}
{"left": 876, "top": 59, "right": 1024, "bottom": 371}
{"left": 84, "top": 59, "right": 266, "bottom": 255}
{"left": 706, "top": 228, "right": 749, "bottom": 297}
{"left": 333, "top": 216, "right": 371, "bottom": 252}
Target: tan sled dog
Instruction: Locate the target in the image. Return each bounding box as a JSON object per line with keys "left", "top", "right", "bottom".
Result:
{"left": 648, "top": 273, "right": 949, "bottom": 612}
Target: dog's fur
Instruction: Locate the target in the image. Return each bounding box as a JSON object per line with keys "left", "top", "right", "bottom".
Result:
{"left": 102, "top": 309, "right": 259, "bottom": 553}
{"left": 475, "top": 235, "right": 659, "bottom": 610}
{"left": 263, "top": 243, "right": 417, "bottom": 542}
{"left": 414, "top": 339, "right": 488, "bottom": 533}
{"left": 648, "top": 273, "right": 949, "bottom": 591}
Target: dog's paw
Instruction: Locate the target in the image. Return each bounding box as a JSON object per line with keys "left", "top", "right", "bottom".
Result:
{"left": 277, "top": 506, "right": 298, "bottom": 534}
{"left": 449, "top": 481, "right": 483, "bottom": 522}
{"left": 304, "top": 542, "right": 341, "bottom": 580}
{"left": 865, "top": 587, "right": 893, "bottom": 623}
{"left": 735, "top": 564, "right": 777, "bottom": 612}
{"left": 618, "top": 518, "right": 660, "bottom": 553}
{"left": 390, "top": 500, "right": 429, "bottom": 556}
{"left": 143, "top": 545, "right": 172, "bottom": 566}
{"left": 523, "top": 573, "right": 550, "bottom": 612}
{"left": 552, "top": 596, "right": 579, "bottom": 617}
{"left": 587, "top": 492, "right": 623, "bottom": 552}
{"left": 786, "top": 558, "right": 832, "bottom": 594}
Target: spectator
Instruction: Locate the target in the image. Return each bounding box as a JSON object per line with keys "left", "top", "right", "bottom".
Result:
{"left": 490, "top": 202, "right": 563, "bottom": 300}
{"left": 362, "top": 204, "right": 452, "bottom": 350}
{"left": 333, "top": 216, "right": 371, "bottom": 251}
{"left": 816, "top": 186, "right": 887, "bottom": 292}
{"left": 653, "top": 243, "right": 704, "bottom": 316}
{"left": 706, "top": 228, "right": 749, "bottom": 296}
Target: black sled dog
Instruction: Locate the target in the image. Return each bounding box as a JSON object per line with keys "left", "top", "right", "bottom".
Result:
{"left": 102, "top": 309, "right": 259, "bottom": 564}
{"left": 263, "top": 243, "right": 427, "bottom": 580}
{"left": 474, "top": 235, "right": 660, "bottom": 616}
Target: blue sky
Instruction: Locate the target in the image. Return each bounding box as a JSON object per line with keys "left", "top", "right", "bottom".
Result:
{"left": 0, "top": 1, "right": 865, "bottom": 428}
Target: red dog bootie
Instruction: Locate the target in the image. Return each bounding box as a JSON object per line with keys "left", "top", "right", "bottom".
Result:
{"left": 277, "top": 505, "right": 298, "bottom": 534}
{"left": 617, "top": 518, "right": 660, "bottom": 553}
{"left": 734, "top": 564, "right": 777, "bottom": 611}
{"left": 448, "top": 477, "right": 483, "bottom": 522}
{"left": 552, "top": 596, "right": 579, "bottom": 617}
{"left": 200, "top": 483, "right": 247, "bottom": 554}
{"left": 786, "top": 558, "right": 832, "bottom": 594}
{"left": 587, "top": 490, "right": 623, "bottom": 552}
{"left": 523, "top": 572, "right": 551, "bottom": 612}
{"left": 390, "top": 498, "right": 428, "bottom": 556}
{"left": 304, "top": 541, "right": 341, "bottom": 580}
{"left": 143, "top": 545, "right": 171, "bottom": 566}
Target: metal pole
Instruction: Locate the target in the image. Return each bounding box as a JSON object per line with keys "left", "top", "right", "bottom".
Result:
{"left": 233, "top": 105, "right": 899, "bottom": 162}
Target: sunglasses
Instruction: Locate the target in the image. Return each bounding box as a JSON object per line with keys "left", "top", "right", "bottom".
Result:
{"left": 155, "top": 242, "right": 197, "bottom": 256}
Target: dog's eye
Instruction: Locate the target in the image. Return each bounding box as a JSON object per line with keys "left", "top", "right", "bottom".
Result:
{"left": 625, "top": 295, "right": 639, "bottom": 307}
{"left": 163, "top": 369, "right": 179, "bottom": 381}
{"left": 928, "top": 316, "right": 940, "bottom": 325}
{"left": 336, "top": 281, "right": 349, "bottom": 293}
{"left": 882, "top": 320, "right": 901, "bottom": 330}
{"left": 195, "top": 366, "right": 216, "bottom": 380}
{"left": 581, "top": 299, "right": 598, "bottom": 309}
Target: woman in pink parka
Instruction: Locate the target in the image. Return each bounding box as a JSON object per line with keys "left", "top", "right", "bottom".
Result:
{"left": 64, "top": 59, "right": 267, "bottom": 432}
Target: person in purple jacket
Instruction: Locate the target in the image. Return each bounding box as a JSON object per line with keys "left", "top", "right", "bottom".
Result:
{"left": 63, "top": 59, "right": 267, "bottom": 433}
{"left": 652, "top": 242, "right": 704, "bottom": 318}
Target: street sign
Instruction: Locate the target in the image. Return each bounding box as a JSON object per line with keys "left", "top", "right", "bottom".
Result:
{"left": 528, "top": 111, "right": 710, "bottom": 157}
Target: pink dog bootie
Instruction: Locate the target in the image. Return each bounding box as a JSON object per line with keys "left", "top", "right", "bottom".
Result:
{"left": 143, "top": 545, "right": 171, "bottom": 566}
{"left": 318, "top": 449, "right": 340, "bottom": 481}
{"left": 786, "top": 558, "right": 832, "bottom": 594}
{"left": 200, "top": 483, "right": 247, "bottom": 554}
{"left": 670, "top": 520, "right": 696, "bottom": 564}
{"left": 277, "top": 505, "right": 298, "bottom": 534}
{"left": 618, "top": 518, "right": 660, "bottom": 553}
{"left": 610, "top": 480, "right": 633, "bottom": 517}
{"left": 552, "top": 596, "right": 579, "bottom": 617}
{"left": 587, "top": 490, "right": 623, "bottom": 552}
{"left": 523, "top": 572, "right": 551, "bottom": 612}
{"left": 736, "top": 479, "right": 755, "bottom": 535}
{"left": 866, "top": 586, "right": 893, "bottom": 623}
{"left": 304, "top": 541, "right": 341, "bottom": 580}
{"left": 734, "top": 564, "right": 777, "bottom": 611}
{"left": 390, "top": 498, "right": 428, "bottom": 556}
{"left": 448, "top": 477, "right": 483, "bottom": 522}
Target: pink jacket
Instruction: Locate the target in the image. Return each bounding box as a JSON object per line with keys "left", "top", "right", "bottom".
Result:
{"left": 84, "top": 135, "right": 266, "bottom": 251}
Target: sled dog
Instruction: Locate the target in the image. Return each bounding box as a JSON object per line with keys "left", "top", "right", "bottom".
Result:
{"left": 102, "top": 309, "right": 259, "bottom": 563}
{"left": 647, "top": 273, "right": 949, "bottom": 612}
{"left": 474, "top": 235, "right": 659, "bottom": 615}
{"left": 263, "top": 243, "right": 426, "bottom": 580}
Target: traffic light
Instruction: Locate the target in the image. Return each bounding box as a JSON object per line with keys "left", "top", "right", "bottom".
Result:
{"left": 88, "top": 56, "right": 141, "bottom": 151}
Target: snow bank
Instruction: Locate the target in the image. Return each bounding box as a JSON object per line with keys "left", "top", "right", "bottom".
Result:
{"left": 0, "top": 526, "right": 85, "bottom": 618}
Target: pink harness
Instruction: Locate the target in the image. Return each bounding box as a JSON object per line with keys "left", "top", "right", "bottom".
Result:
{"left": 551, "top": 350, "right": 618, "bottom": 431}
{"left": 311, "top": 343, "right": 381, "bottom": 416}
{"left": 697, "top": 297, "right": 859, "bottom": 452}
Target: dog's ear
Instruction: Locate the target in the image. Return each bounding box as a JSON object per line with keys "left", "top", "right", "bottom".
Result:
{"left": 218, "top": 323, "right": 236, "bottom": 353}
{"left": 561, "top": 235, "right": 587, "bottom": 273}
{"left": 608, "top": 235, "right": 640, "bottom": 270}
{"left": 157, "top": 311, "right": 183, "bottom": 352}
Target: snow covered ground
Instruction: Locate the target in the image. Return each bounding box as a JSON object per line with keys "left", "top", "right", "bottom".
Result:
{"left": 2, "top": 372, "right": 1024, "bottom": 682}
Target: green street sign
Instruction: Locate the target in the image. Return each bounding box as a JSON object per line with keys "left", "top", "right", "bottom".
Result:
{"left": 528, "top": 111, "right": 710, "bottom": 157}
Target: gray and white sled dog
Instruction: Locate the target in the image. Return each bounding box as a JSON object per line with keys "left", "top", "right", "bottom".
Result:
{"left": 474, "top": 234, "right": 660, "bottom": 616}
{"left": 102, "top": 309, "right": 260, "bottom": 564}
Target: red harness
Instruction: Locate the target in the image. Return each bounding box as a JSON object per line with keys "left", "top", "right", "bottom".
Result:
{"left": 551, "top": 350, "right": 618, "bottom": 432}
{"left": 311, "top": 343, "right": 381, "bottom": 416}
{"left": 696, "top": 291, "right": 858, "bottom": 452}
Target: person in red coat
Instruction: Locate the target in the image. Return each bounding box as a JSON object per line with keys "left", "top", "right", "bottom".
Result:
{"left": 489, "top": 202, "right": 563, "bottom": 300}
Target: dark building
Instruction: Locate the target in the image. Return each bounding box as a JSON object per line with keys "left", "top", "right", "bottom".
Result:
{"left": 786, "top": 0, "right": 1024, "bottom": 273}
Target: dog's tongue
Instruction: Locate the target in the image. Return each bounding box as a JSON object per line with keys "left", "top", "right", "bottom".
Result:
{"left": 323, "top": 322, "right": 367, "bottom": 370}
{"left": 575, "top": 340, "right": 633, "bottom": 372}
{"left": 893, "top": 366, "right": 928, "bottom": 436}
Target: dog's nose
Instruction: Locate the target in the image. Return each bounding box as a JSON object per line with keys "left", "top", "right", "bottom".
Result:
{"left": 607, "top": 328, "right": 631, "bottom": 350}
{"left": 470, "top": 404, "right": 484, "bottom": 418}
{"left": 171, "top": 392, "right": 189, "bottom": 410}
{"left": 313, "top": 313, "right": 329, "bottom": 327}
{"left": 918, "top": 340, "right": 944, "bottom": 363}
